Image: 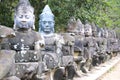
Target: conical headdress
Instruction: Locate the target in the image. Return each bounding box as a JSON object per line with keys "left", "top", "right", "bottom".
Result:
{"left": 40, "top": 5, "right": 54, "bottom": 20}
{"left": 76, "top": 19, "right": 84, "bottom": 29}
{"left": 15, "top": 0, "right": 34, "bottom": 14}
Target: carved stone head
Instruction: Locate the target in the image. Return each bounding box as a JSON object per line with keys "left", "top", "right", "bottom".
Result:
{"left": 39, "top": 5, "right": 55, "bottom": 34}
{"left": 96, "top": 26, "right": 102, "bottom": 37}
{"left": 101, "top": 28, "right": 108, "bottom": 38}
{"left": 14, "top": 0, "right": 35, "bottom": 30}
{"left": 91, "top": 22, "right": 97, "bottom": 37}
{"left": 84, "top": 21, "right": 92, "bottom": 36}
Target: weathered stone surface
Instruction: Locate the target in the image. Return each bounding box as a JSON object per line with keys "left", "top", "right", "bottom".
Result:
{"left": 0, "top": 50, "right": 15, "bottom": 79}
{"left": 0, "top": 25, "right": 15, "bottom": 44}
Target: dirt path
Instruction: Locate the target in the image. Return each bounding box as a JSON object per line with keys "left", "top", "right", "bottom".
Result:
{"left": 98, "top": 60, "right": 120, "bottom": 80}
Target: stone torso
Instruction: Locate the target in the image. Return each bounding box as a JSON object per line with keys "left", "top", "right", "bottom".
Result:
{"left": 8, "top": 30, "right": 42, "bottom": 63}
{"left": 9, "top": 30, "right": 41, "bottom": 50}
{"left": 84, "top": 36, "right": 98, "bottom": 59}
{"left": 43, "top": 34, "right": 56, "bottom": 52}
{"left": 74, "top": 34, "right": 84, "bottom": 52}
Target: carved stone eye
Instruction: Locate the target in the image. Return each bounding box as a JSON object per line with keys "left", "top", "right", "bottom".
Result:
{"left": 25, "top": 15, "right": 29, "bottom": 19}
{"left": 43, "top": 21, "right": 47, "bottom": 24}
{"left": 19, "top": 15, "right": 23, "bottom": 18}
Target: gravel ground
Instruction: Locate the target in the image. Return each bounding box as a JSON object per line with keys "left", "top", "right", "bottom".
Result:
{"left": 98, "top": 60, "right": 120, "bottom": 80}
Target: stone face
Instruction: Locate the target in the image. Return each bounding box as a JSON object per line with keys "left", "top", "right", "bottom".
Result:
{"left": 39, "top": 5, "right": 55, "bottom": 34}
{"left": 66, "top": 17, "right": 77, "bottom": 33}
{"left": 14, "top": 0, "right": 35, "bottom": 30}
{"left": 84, "top": 23, "right": 92, "bottom": 36}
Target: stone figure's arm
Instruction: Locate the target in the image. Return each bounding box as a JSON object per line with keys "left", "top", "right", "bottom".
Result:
{"left": 54, "top": 34, "right": 65, "bottom": 55}
{"left": 34, "top": 39, "right": 45, "bottom": 50}
{"left": 56, "top": 34, "right": 65, "bottom": 45}
{"left": 95, "top": 41, "right": 99, "bottom": 51}
{"left": 34, "top": 33, "right": 45, "bottom": 51}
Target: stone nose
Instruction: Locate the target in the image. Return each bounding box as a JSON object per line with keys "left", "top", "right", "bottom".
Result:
{"left": 45, "top": 23, "right": 49, "bottom": 27}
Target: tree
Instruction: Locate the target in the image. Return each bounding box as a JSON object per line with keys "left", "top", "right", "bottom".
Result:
{"left": 0, "top": 0, "right": 120, "bottom": 32}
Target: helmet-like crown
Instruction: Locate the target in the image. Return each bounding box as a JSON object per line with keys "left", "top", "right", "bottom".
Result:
{"left": 40, "top": 5, "right": 54, "bottom": 20}
{"left": 15, "top": 0, "right": 34, "bottom": 14}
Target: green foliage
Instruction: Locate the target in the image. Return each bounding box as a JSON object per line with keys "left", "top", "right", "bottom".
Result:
{"left": 0, "top": 0, "right": 120, "bottom": 32}
{"left": 0, "top": 0, "right": 17, "bottom": 28}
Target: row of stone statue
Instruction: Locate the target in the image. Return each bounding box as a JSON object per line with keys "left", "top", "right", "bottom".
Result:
{"left": 0, "top": 0, "right": 120, "bottom": 80}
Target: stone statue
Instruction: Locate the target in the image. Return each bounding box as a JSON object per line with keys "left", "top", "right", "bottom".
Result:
{"left": 61, "top": 18, "right": 77, "bottom": 79}
{"left": 66, "top": 17, "right": 85, "bottom": 72}
{"left": 39, "top": 4, "right": 64, "bottom": 68}
{"left": 97, "top": 27, "right": 109, "bottom": 63}
{"left": 91, "top": 23, "right": 107, "bottom": 65}
{"left": 63, "top": 18, "right": 86, "bottom": 78}
{"left": 111, "top": 29, "right": 119, "bottom": 56}
{"left": 39, "top": 5, "right": 65, "bottom": 80}
{"left": 83, "top": 21, "right": 99, "bottom": 72}
{"left": 8, "top": 0, "right": 45, "bottom": 79}
{"left": 107, "top": 28, "right": 118, "bottom": 57}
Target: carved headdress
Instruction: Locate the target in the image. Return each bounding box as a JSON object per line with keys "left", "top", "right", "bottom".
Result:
{"left": 39, "top": 5, "right": 54, "bottom": 20}
{"left": 39, "top": 5, "right": 55, "bottom": 33}
{"left": 15, "top": 0, "right": 34, "bottom": 14}
{"left": 76, "top": 19, "right": 84, "bottom": 32}
{"left": 66, "top": 17, "right": 77, "bottom": 32}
